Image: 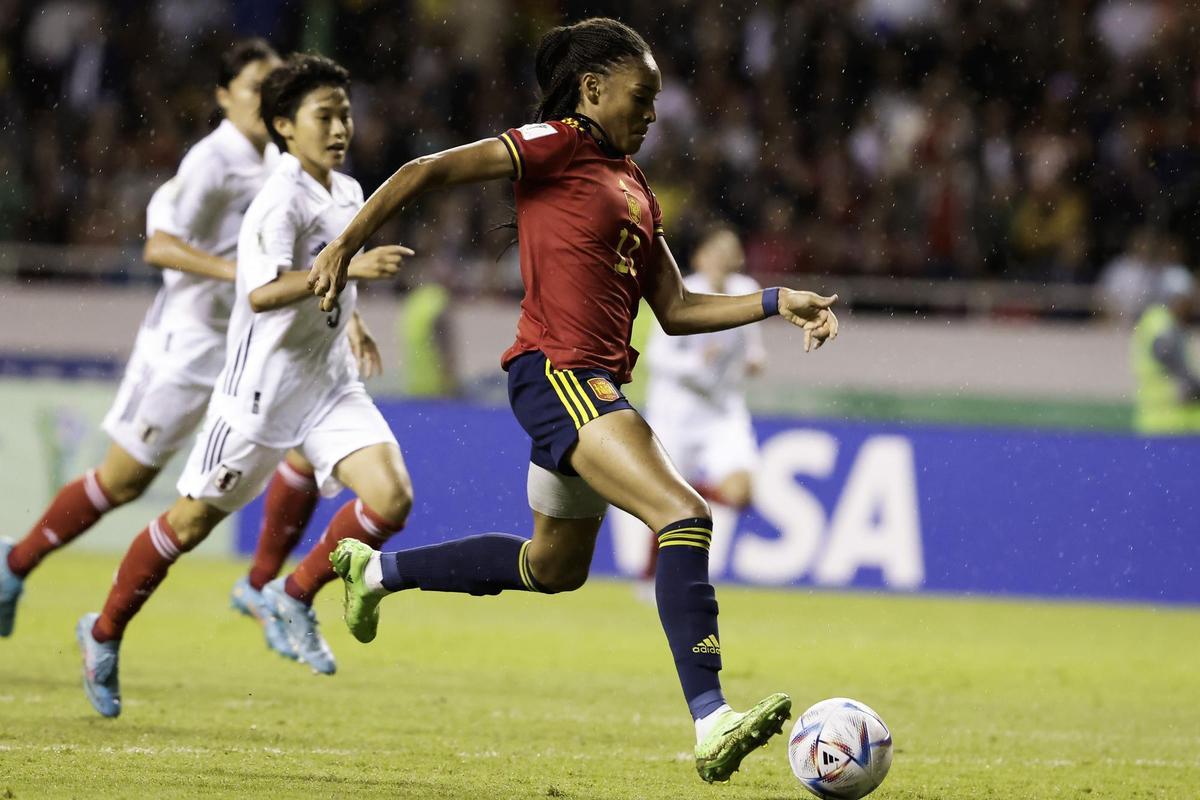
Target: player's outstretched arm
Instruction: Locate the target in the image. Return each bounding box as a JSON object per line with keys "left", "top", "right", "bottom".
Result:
{"left": 143, "top": 231, "right": 237, "bottom": 282}
{"left": 646, "top": 236, "right": 840, "bottom": 352}
{"left": 251, "top": 246, "right": 412, "bottom": 312}
{"left": 308, "top": 139, "right": 515, "bottom": 311}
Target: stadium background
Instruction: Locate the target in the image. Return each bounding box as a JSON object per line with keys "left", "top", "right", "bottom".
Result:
{"left": 1, "top": 0, "right": 1194, "bottom": 602}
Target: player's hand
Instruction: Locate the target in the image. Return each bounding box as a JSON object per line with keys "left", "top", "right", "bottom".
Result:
{"left": 347, "top": 314, "right": 383, "bottom": 378}
{"left": 778, "top": 289, "right": 840, "bottom": 352}
{"left": 347, "top": 245, "right": 415, "bottom": 281}
{"left": 308, "top": 239, "right": 354, "bottom": 312}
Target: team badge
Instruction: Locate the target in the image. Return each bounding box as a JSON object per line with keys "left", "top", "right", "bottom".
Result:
{"left": 587, "top": 377, "right": 620, "bottom": 403}
{"left": 214, "top": 465, "right": 243, "bottom": 493}
{"left": 618, "top": 179, "right": 642, "bottom": 225}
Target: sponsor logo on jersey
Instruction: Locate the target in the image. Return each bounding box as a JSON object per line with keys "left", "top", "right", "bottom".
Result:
{"left": 214, "top": 465, "right": 242, "bottom": 493}
{"left": 692, "top": 634, "right": 721, "bottom": 654}
{"left": 587, "top": 377, "right": 620, "bottom": 402}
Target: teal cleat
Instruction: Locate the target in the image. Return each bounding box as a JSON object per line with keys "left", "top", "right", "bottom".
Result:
{"left": 330, "top": 538, "right": 383, "bottom": 644}
{"left": 694, "top": 693, "right": 792, "bottom": 783}
{"left": 261, "top": 578, "right": 336, "bottom": 675}
{"left": 0, "top": 539, "right": 23, "bottom": 637}
{"left": 76, "top": 612, "right": 121, "bottom": 718}
{"left": 230, "top": 576, "right": 297, "bottom": 661}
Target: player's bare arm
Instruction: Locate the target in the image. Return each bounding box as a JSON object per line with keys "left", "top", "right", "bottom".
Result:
{"left": 253, "top": 245, "right": 411, "bottom": 312}
{"left": 308, "top": 139, "right": 513, "bottom": 310}
{"left": 646, "top": 236, "right": 839, "bottom": 352}
{"left": 143, "top": 230, "right": 237, "bottom": 282}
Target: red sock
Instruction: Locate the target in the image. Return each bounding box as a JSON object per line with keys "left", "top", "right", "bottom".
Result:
{"left": 247, "top": 461, "right": 319, "bottom": 590}
{"left": 92, "top": 514, "right": 192, "bottom": 642}
{"left": 284, "top": 499, "right": 402, "bottom": 605}
{"left": 8, "top": 469, "right": 115, "bottom": 578}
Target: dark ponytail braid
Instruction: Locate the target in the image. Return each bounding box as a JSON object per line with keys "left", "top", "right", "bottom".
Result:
{"left": 534, "top": 18, "right": 650, "bottom": 122}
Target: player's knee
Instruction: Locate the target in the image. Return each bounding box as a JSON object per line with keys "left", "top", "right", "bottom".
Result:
{"left": 664, "top": 496, "right": 710, "bottom": 527}
{"left": 371, "top": 480, "right": 413, "bottom": 529}
{"left": 715, "top": 472, "right": 753, "bottom": 510}
{"left": 722, "top": 482, "right": 752, "bottom": 510}
{"left": 166, "top": 509, "right": 216, "bottom": 548}
{"left": 538, "top": 564, "right": 589, "bottom": 594}
{"left": 528, "top": 551, "right": 589, "bottom": 594}
{"left": 103, "top": 477, "right": 148, "bottom": 506}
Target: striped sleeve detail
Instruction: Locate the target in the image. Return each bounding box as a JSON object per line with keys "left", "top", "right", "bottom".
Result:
{"left": 498, "top": 132, "right": 523, "bottom": 181}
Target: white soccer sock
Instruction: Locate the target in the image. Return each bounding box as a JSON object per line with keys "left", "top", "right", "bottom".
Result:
{"left": 363, "top": 551, "right": 386, "bottom": 594}
{"left": 694, "top": 703, "right": 733, "bottom": 743}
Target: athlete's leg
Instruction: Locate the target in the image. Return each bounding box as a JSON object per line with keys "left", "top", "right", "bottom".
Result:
{"left": 245, "top": 449, "right": 320, "bottom": 590}
{"left": 568, "top": 409, "right": 789, "bottom": 781}
{"left": 711, "top": 470, "right": 752, "bottom": 510}
{"left": 280, "top": 442, "right": 411, "bottom": 606}
{"left": 77, "top": 496, "right": 226, "bottom": 718}
{"left": 92, "top": 497, "right": 226, "bottom": 644}
{"left": 333, "top": 502, "right": 601, "bottom": 644}
{"left": 1, "top": 442, "right": 161, "bottom": 638}
{"left": 6, "top": 443, "right": 156, "bottom": 580}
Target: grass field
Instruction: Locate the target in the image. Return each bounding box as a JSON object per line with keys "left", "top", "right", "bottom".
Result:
{"left": 1, "top": 553, "right": 1197, "bottom": 799}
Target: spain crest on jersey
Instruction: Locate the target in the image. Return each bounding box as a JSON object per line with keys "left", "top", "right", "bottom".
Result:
{"left": 618, "top": 179, "right": 642, "bottom": 225}
{"left": 587, "top": 377, "right": 620, "bottom": 403}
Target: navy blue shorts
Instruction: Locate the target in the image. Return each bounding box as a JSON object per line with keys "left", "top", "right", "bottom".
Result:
{"left": 507, "top": 350, "right": 634, "bottom": 476}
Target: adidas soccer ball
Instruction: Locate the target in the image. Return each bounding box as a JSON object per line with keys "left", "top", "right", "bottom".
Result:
{"left": 788, "top": 697, "right": 893, "bottom": 799}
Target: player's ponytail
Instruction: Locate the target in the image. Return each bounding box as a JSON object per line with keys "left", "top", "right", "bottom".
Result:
{"left": 534, "top": 18, "right": 650, "bottom": 122}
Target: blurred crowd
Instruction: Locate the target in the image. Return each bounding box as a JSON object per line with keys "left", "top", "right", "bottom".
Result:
{"left": 1, "top": 0, "right": 1198, "bottom": 299}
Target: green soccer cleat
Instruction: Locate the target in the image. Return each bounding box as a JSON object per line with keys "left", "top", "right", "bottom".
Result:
{"left": 330, "top": 539, "right": 383, "bottom": 643}
{"left": 694, "top": 692, "right": 792, "bottom": 783}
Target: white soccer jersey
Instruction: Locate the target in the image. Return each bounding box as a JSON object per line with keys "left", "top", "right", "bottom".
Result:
{"left": 143, "top": 120, "right": 280, "bottom": 384}
{"left": 644, "top": 271, "right": 765, "bottom": 419}
{"left": 210, "top": 153, "right": 365, "bottom": 449}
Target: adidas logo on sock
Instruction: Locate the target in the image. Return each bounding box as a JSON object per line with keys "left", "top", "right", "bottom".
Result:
{"left": 692, "top": 634, "right": 721, "bottom": 654}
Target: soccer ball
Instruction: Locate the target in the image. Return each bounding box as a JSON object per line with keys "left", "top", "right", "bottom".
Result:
{"left": 787, "top": 697, "right": 893, "bottom": 799}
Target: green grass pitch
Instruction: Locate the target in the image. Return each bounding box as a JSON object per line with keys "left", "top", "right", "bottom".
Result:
{"left": 1, "top": 552, "right": 1197, "bottom": 799}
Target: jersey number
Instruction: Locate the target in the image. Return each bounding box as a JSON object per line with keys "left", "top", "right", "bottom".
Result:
{"left": 613, "top": 229, "right": 641, "bottom": 277}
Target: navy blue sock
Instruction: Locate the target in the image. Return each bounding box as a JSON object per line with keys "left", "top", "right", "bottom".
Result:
{"left": 655, "top": 517, "right": 726, "bottom": 720}
{"left": 379, "top": 533, "right": 547, "bottom": 596}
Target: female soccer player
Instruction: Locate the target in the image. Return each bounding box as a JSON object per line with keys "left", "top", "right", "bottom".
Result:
{"left": 312, "top": 18, "right": 837, "bottom": 783}
{"left": 0, "top": 40, "right": 368, "bottom": 652}
{"left": 76, "top": 54, "right": 414, "bottom": 717}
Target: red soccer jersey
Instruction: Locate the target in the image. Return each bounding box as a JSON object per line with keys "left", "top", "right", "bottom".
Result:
{"left": 497, "top": 118, "right": 664, "bottom": 384}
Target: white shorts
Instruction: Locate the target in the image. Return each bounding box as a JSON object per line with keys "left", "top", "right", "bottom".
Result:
{"left": 177, "top": 387, "right": 398, "bottom": 512}
{"left": 647, "top": 407, "right": 759, "bottom": 486}
{"left": 101, "top": 351, "right": 213, "bottom": 469}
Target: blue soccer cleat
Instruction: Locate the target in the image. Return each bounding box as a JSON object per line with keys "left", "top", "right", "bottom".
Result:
{"left": 261, "top": 578, "right": 336, "bottom": 675}
{"left": 0, "top": 539, "right": 24, "bottom": 637}
{"left": 230, "top": 576, "right": 297, "bottom": 661}
{"left": 76, "top": 612, "right": 121, "bottom": 718}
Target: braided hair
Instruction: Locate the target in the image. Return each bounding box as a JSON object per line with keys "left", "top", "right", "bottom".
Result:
{"left": 534, "top": 18, "right": 651, "bottom": 122}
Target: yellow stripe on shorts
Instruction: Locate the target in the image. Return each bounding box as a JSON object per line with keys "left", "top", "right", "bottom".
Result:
{"left": 544, "top": 358, "right": 582, "bottom": 429}
{"left": 563, "top": 370, "right": 599, "bottom": 419}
